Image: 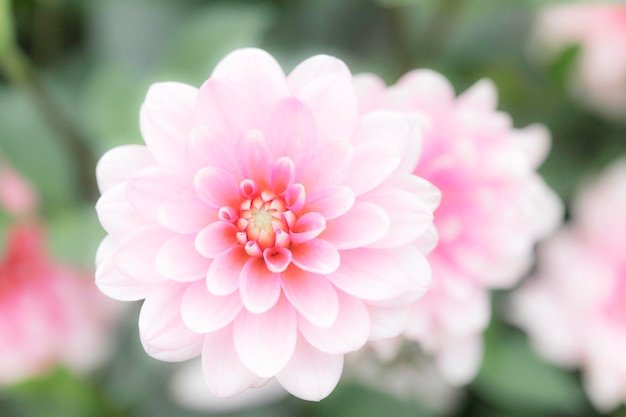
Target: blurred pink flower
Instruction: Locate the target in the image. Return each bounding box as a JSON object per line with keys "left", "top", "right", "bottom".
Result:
{"left": 0, "top": 224, "right": 114, "bottom": 386}
{"left": 354, "top": 70, "right": 562, "bottom": 385}
{"left": 95, "top": 48, "right": 437, "bottom": 400}
{"left": 510, "top": 159, "right": 626, "bottom": 412}
{"left": 531, "top": 4, "right": 626, "bottom": 119}
{"left": 0, "top": 161, "right": 38, "bottom": 216}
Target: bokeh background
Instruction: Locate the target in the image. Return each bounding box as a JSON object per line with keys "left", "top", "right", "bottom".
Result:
{"left": 1, "top": 0, "right": 625, "bottom": 416}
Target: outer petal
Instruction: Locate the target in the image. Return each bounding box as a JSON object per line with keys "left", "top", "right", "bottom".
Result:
{"left": 187, "top": 126, "right": 241, "bottom": 177}
{"left": 113, "top": 225, "right": 172, "bottom": 282}
{"left": 322, "top": 202, "right": 390, "bottom": 250}
{"left": 233, "top": 295, "right": 297, "bottom": 378}
{"left": 299, "top": 139, "right": 353, "bottom": 190}
{"left": 281, "top": 266, "right": 339, "bottom": 328}
{"left": 96, "top": 183, "right": 150, "bottom": 238}
{"left": 276, "top": 334, "right": 344, "bottom": 401}
{"left": 96, "top": 145, "right": 155, "bottom": 193}
{"left": 211, "top": 48, "right": 289, "bottom": 113}
{"left": 304, "top": 186, "right": 355, "bottom": 220}
{"left": 181, "top": 280, "right": 242, "bottom": 334}
{"left": 290, "top": 239, "right": 340, "bottom": 275}
{"left": 342, "top": 142, "right": 401, "bottom": 196}
{"left": 206, "top": 247, "right": 248, "bottom": 295}
{"left": 298, "top": 289, "right": 369, "bottom": 354}
{"left": 239, "top": 258, "right": 282, "bottom": 314}
{"left": 264, "top": 98, "right": 317, "bottom": 163}
{"left": 194, "top": 167, "right": 240, "bottom": 208}
{"left": 138, "top": 282, "right": 204, "bottom": 362}
{"left": 156, "top": 234, "right": 212, "bottom": 282}
{"left": 367, "top": 304, "right": 410, "bottom": 340}
{"left": 195, "top": 222, "right": 239, "bottom": 258}
{"left": 202, "top": 326, "right": 260, "bottom": 398}
{"left": 140, "top": 82, "right": 197, "bottom": 166}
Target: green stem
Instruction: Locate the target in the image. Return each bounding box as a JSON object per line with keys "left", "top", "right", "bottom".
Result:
{"left": 0, "top": 27, "right": 98, "bottom": 202}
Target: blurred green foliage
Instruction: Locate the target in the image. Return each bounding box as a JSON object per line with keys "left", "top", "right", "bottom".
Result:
{"left": 0, "top": 0, "right": 625, "bottom": 416}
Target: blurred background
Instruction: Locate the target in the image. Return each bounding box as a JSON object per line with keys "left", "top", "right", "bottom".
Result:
{"left": 0, "top": 0, "right": 625, "bottom": 416}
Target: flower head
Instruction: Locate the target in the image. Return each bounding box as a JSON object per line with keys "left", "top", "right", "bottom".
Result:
{"left": 95, "top": 48, "right": 437, "bottom": 400}
{"left": 354, "top": 70, "right": 562, "bottom": 385}
{"left": 510, "top": 159, "right": 626, "bottom": 412}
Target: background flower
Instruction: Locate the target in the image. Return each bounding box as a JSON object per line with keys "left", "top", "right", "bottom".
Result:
{"left": 95, "top": 48, "right": 436, "bottom": 401}
{"left": 509, "top": 159, "right": 626, "bottom": 412}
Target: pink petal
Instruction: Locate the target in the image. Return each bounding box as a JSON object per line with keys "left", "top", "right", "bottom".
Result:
{"left": 509, "top": 124, "right": 551, "bottom": 169}
{"left": 138, "top": 282, "right": 205, "bottom": 362}
{"left": 239, "top": 258, "right": 282, "bottom": 313}
{"left": 95, "top": 237, "right": 154, "bottom": 301}
{"left": 195, "top": 222, "right": 239, "bottom": 258}
{"left": 384, "top": 175, "right": 441, "bottom": 212}
{"left": 270, "top": 157, "right": 296, "bottom": 195}
{"left": 96, "top": 183, "right": 150, "bottom": 238}
{"left": 206, "top": 247, "right": 248, "bottom": 295}
{"left": 202, "top": 326, "right": 260, "bottom": 397}
{"left": 366, "top": 304, "right": 410, "bottom": 340}
{"left": 304, "top": 186, "right": 355, "bottom": 220}
{"left": 287, "top": 54, "right": 352, "bottom": 95}
{"left": 456, "top": 78, "right": 498, "bottom": 112}
{"left": 180, "top": 280, "right": 242, "bottom": 333}
{"left": 281, "top": 266, "right": 338, "bottom": 328}
{"left": 194, "top": 167, "right": 240, "bottom": 208}
{"left": 233, "top": 295, "right": 297, "bottom": 378}
{"left": 187, "top": 126, "right": 241, "bottom": 177}
{"left": 96, "top": 145, "right": 155, "bottom": 193}
{"left": 352, "top": 110, "right": 421, "bottom": 174}
{"left": 264, "top": 98, "right": 316, "bottom": 163}
{"left": 158, "top": 197, "right": 215, "bottom": 233}
{"left": 342, "top": 142, "right": 401, "bottom": 196}
{"left": 326, "top": 248, "right": 411, "bottom": 300}
{"left": 293, "top": 75, "right": 358, "bottom": 142}
{"left": 140, "top": 82, "right": 198, "bottom": 166}
{"left": 352, "top": 73, "right": 386, "bottom": 113}
{"left": 284, "top": 183, "right": 305, "bottom": 213}
{"left": 113, "top": 225, "right": 173, "bottom": 282}
{"left": 263, "top": 247, "right": 293, "bottom": 273}
{"left": 290, "top": 212, "right": 326, "bottom": 244}
{"left": 299, "top": 139, "right": 353, "bottom": 190}
{"left": 236, "top": 129, "right": 273, "bottom": 183}
{"left": 126, "top": 165, "right": 194, "bottom": 222}
{"left": 195, "top": 78, "right": 263, "bottom": 140}
{"left": 211, "top": 48, "right": 289, "bottom": 113}
{"left": 298, "top": 289, "right": 369, "bottom": 354}
{"left": 276, "top": 334, "right": 343, "bottom": 401}
{"left": 291, "top": 239, "right": 340, "bottom": 275}
{"left": 156, "top": 234, "right": 212, "bottom": 282}
{"left": 361, "top": 187, "right": 433, "bottom": 249}
{"left": 321, "top": 202, "right": 389, "bottom": 249}
{"left": 393, "top": 69, "right": 455, "bottom": 113}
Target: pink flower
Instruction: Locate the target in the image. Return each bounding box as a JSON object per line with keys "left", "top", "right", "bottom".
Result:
{"left": 510, "top": 159, "right": 626, "bottom": 412}
{"left": 95, "top": 48, "right": 437, "bottom": 400}
{"left": 0, "top": 224, "right": 115, "bottom": 385}
{"left": 0, "top": 161, "right": 38, "bottom": 216}
{"left": 531, "top": 4, "right": 626, "bottom": 119}
{"left": 354, "top": 70, "right": 562, "bottom": 384}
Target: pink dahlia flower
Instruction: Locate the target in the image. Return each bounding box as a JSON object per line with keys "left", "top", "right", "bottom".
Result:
{"left": 354, "top": 70, "right": 562, "bottom": 385}
{"left": 531, "top": 4, "right": 626, "bottom": 119}
{"left": 0, "top": 224, "right": 115, "bottom": 386}
{"left": 95, "top": 48, "right": 437, "bottom": 400}
{"left": 510, "top": 159, "right": 626, "bottom": 412}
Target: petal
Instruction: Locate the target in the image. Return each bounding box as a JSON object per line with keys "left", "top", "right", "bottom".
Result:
{"left": 342, "top": 142, "right": 401, "bottom": 196}
{"left": 264, "top": 98, "right": 316, "bottom": 163}
{"left": 211, "top": 48, "right": 289, "bottom": 113}
{"left": 126, "top": 165, "right": 194, "bottom": 222}
{"left": 269, "top": 157, "right": 296, "bottom": 195}
{"left": 157, "top": 234, "right": 212, "bottom": 282}
{"left": 194, "top": 167, "right": 240, "bottom": 208}
{"left": 457, "top": 78, "right": 498, "bottom": 112}
{"left": 366, "top": 304, "right": 410, "bottom": 340}
{"left": 233, "top": 295, "right": 297, "bottom": 378}
{"left": 195, "top": 78, "right": 263, "bottom": 140}
{"left": 287, "top": 54, "right": 352, "bottom": 94}
{"left": 291, "top": 239, "right": 340, "bottom": 275}
{"left": 322, "top": 202, "right": 390, "bottom": 250}
{"left": 158, "top": 197, "right": 215, "bottom": 233}
{"left": 298, "top": 289, "right": 369, "bottom": 354}
{"left": 383, "top": 174, "right": 441, "bottom": 212}
{"left": 351, "top": 110, "right": 422, "bottom": 174}
{"left": 239, "top": 257, "right": 282, "bottom": 314}
{"left": 326, "top": 248, "right": 411, "bottom": 301}
{"left": 263, "top": 247, "right": 293, "bottom": 274}
{"left": 113, "top": 225, "right": 172, "bottom": 282}
{"left": 140, "top": 82, "right": 198, "bottom": 166}
{"left": 352, "top": 72, "right": 387, "bottom": 113}
{"left": 195, "top": 222, "right": 238, "bottom": 258}
{"left": 299, "top": 139, "right": 353, "bottom": 190}
{"left": 202, "top": 326, "right": 260, "bottom": 397}
{"left": 206, "top": 247, "right": 248, "bottom": 295}
{"left": 276, "top": 335, "right": 343, "bottom": 401}
{"left": 187, "top": 126, "right": 241, "bottom": 177}
{"left": 96, "top": 183, "right": 151, "bottom": 238}
{"left": 96, "top": 145, "right": 155, "bottom": 193}
{"left": 290, "top": 212, "right": 326, "bottom": 244}
{"left": 138, "top": 282, "right": 205, "bottom": 362}
{"left": 304, "top": 186, "right": 355, "bottom": 220}
{"left": 236, "top": 129, "right": 273, "bottom": 183}
{"left": 281, "top": 266, "right": 338, "bottom": 328}
{"left": 392, "top": 69, "right": 455, "bottom": 114}
{"left": 181, "top": 280, "right": 242, "bottom": 333}
{"left": 361, "top": 187, "right": 434, "bottom": 249}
